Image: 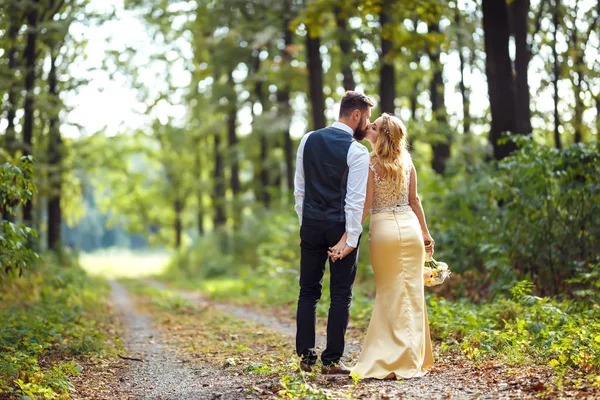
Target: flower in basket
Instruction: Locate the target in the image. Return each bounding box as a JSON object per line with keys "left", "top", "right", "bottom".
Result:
{"left": 423, "top": 253, "right": 451, "bottom": 287}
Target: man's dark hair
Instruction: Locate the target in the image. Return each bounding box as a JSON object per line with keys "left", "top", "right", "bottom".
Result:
{"left": 339, "top": 91, "right": 375, "bottom": 118}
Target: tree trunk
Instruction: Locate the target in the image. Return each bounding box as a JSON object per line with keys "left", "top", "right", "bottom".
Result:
{"left": 280, "top": 10, "right": 294, "bottom": 193}
{"left": 335, "top": 5, "right": 355, "bottom": 91}
{"left": 573, "top": 82, "right": 583, "bottom": 143}
{"left": 552, "top": 0, "right": 561, "bottom": 148}
{"left": 213, "top": 131, "right": 226, "bottom": 228}
{"left": 455, "top": 10, "right": 471, "bottom": 135}
{"left": 22, "top": 0, "right": 40, "bottom": 226}
{"left": 259, "top": 136, "right": 270, "bottom": 203}
{"left": 409, "top": 85, "right": 418, "bottom": 121}
{"left": 306, "top": 29, "right": 326, "bottom": 130}
{"left": 4, "top": 10, "right": 21, "bottom": 159}
{"left": 458, "top": 49, "right": 471, "bottom": 135}
{"left": 1, "top": 10, "right": 21, "bottom": 222}
{"left": 194, "top": 139, "right": 204, "bottom": 236}
{"left": 428, "top": 22, "right": 450, "bottom": 174}
{"left": 251, "top": 53, "right": 271, "bottom": 208}
{"left": 47, "top": 51, "right": 63, "bottom": 251}
{"left": 226, "top": 69, "right": 241, "bottom": 227}
{"left": 227, "top": 71, "right": 240, "bottom": 195}
{"left": 596, "top": 96, "right": 600, "bottom": 138}
{"left": 510, "top": 0, "right": 533, "bottom": 134}
{"left": 174, "top": 198, "right": 183, "bottom": 249}
{"left": 379, "top": 8, "right": 395, "bottom": 113}
{"left": 571, "top": 13, "right": 584, "bottom": 143}
{"left": 482, "top": 0, "right": 518, "bottom": 160}
{"left": 409, "top": 52, "right": 420, "bottom": 121}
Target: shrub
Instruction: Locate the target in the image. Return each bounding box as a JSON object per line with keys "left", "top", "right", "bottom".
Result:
{"left": 0, "top": 260, "right": 112, "bottom": 398}
{"left": 1, "top": 156, "right": 38, "bottom": 280}
{"left": 427, "top": 140, "right": 600, "bottom": 297}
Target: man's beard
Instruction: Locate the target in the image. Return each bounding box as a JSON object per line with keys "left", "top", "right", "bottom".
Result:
{"left": 353, "top": 124, "right": 367, "bottom": 141}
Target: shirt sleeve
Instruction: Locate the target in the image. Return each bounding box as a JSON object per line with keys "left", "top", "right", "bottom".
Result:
{"left": 345, "top": 142, "right": 370, "bottom": 247}
{"left": 294, "top": 133, "right": 311, "bottom": 225}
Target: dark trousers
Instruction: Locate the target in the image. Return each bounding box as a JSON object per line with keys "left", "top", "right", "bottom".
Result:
{"left": 296, "top": 219, "right": 359, "bottom": 366}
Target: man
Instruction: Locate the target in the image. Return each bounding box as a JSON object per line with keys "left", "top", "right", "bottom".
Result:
{"left": 294, "top": 91, "right": 374, "bottom": 375}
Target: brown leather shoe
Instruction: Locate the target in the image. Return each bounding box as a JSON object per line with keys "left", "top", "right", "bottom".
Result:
{"left": 299, "top": 362, "right": 315, "bottom": 373}
{"left": 321, "top": 362, "right": 351, "bottom": 375}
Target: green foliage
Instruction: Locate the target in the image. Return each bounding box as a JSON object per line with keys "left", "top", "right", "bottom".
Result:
{"left": 279, "top": 372, "right": 330, "bottom": 399}
{"left": 0, "top": 258, "right": 113, "bottom": 398}
{"left": 426, "top": 140, "right": 600, "bottom": 297}
{"left": 427, "top": 280, "right": 600, "bottom": 386}
{"left": 0, "top": 156, "right": 38, "bottom": 279}
{"left": 567, "top": 262, "right": 600, "bottom": 303}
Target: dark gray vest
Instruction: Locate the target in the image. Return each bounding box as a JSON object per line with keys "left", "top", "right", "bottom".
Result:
{"left": 303, "top": 126, "right": 353, "bottom": 223}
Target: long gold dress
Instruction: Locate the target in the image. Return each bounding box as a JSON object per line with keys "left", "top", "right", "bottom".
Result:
{"left": 351, "top": 155, "right": 434, "bottom": 379}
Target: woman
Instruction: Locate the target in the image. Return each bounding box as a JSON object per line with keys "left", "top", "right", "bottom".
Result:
{"left": 329, "top": 113, "right": 435, "bottom": 379}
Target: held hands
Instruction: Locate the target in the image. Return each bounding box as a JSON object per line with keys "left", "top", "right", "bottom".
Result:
{"left": 423, "top": 231, "right": 435, "bottom": 254}
{"left": 328, "top": 232, "right": 355, "bottom": 262}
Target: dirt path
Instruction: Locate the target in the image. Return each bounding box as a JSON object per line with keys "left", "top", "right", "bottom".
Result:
{"left": 109, "top": 280, "right": 251, "bottom": 399}
{"left": 141, "top": 279, "right": 540, "bottom": 400}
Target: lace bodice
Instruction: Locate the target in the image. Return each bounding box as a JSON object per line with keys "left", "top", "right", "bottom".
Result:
{"left": 370, "top": 155, "right": 413, "bottom": 214}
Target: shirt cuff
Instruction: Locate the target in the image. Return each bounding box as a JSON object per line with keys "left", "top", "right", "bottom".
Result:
{"left": 346, "top": 232, "right": 359, "bottom": 248}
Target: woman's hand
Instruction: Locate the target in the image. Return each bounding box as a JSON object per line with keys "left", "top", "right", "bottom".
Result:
{"left": 328, "top": 232, "right": 349, "bottom": 262}
{"left": 423, "top": 231, "right": 435, "bottom": 254}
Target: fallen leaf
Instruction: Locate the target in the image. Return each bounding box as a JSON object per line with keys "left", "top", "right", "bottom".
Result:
{"left": 529, "top": 381, "right": 545, "bottom": 392}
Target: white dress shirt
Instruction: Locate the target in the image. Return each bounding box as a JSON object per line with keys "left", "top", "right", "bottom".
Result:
{"left": 293, "top": 121, "right": 370, "bottom": 248}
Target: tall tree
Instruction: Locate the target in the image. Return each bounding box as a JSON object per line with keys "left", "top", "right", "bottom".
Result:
{"left": 379, "top": 5, "right": 395, "bottom": 114}
{"left": 427, "top": 21, "right": 450, "bottom": 174}
{"left": 482, "top": 0, "right": 518, "bottom": 160}
{"left": 455, "top": 9, "right": 471, "bottom": 135}
{"left": 552, "top": 0, "right": 561, "bottom": 148}
{"left": 510, "top": 0, "right": 533, "bottom": 134}
{"left": 213, "top": 130, "right": 226, "bottom": 228}
{"left": 2, "top": 2, "right": 24, "bottom": 160}
{"left": 47, "top": 49, "right": 63, "bottom": 251}
{"left": 227, "top": 69, "right": 241, "bottom": 227}
{"left": 306, "top": 27, "right": 326, "bottom": 130}
{"left": 45, "top": 0, "right": 78, "bottom": 252}
{"left": 22, "top": 0, "right": 40, "bottom": 226}
{"left": 252, "top": 52, "right": 271, "bottom": 207}
{"left": 194, "top": 137, "right": 205, "bottom": 236}
{"left": 567, "top": 0, "right": 598, "bottom": 143}
{"left": 597, "top": 97, "right": 600, "bottom": 138}
{"left": 279, "top": 2, "right": 295, "bottom": 193}
{"left": 335, "top": 4, "right": 355, "bottom": 91}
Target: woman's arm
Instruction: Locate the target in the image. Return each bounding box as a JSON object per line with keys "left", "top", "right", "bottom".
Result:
{"left": 408, "top": 164, "right": 434, "bottom": 253}
{"left": 361, "top": 168, "right": 374, "bottom": 224}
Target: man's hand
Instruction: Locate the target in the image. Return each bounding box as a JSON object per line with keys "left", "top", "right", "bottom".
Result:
{"left": 328, "top": 240, "right": 355, "bottom": 262}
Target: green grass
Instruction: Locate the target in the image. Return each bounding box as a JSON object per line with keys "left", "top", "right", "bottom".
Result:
{"left": 0, "top": 259, "right": 120, "bottom": 399}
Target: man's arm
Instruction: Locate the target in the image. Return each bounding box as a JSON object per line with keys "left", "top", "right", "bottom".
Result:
{"left": 344, "top": 143, "right": 370, "bottom": 248}
{"left": 293, "top": 133, "right": 311, "bottom": 225}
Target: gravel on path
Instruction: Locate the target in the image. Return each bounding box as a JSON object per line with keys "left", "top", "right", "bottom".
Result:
{"left": 142, "top": 279, "right": 540, "bottom": 400}
{"left": 109, "top": 280, "right": 252, "bottom": 399}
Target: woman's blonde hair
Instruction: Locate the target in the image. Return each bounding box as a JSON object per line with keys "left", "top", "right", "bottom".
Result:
{"left": 373, "top": 113, "right": 410, "bottom": 188}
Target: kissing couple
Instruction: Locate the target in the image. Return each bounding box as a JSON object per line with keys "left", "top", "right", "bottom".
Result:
{"left": 294, "top": 91, "right": 435, "bottom": 379}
